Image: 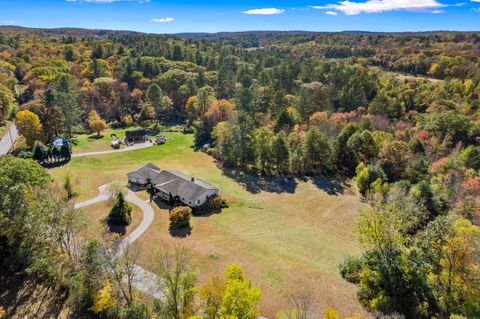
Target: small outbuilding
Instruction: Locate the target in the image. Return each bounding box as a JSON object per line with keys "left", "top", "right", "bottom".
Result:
{"left": 125, "top": 128, "right": 147, "bottom": 142}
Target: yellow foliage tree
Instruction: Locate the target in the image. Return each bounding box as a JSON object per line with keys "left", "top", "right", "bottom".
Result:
{"left": 88, "top": 110, "right": 107, "bottom": 136}
{"left": 309, "top": 111, "right": 328, "bottom": 127}
{"left": 89, "top": 282, "right": 116, "bottom": 314}
{"left": 323, "top": 308, "right": 340, "bottom": 319}
{"left": 15, "top": 110, "right": 42, "bottom": 148}
{"left": 220, "top": 264, "right": 261, "bottom": 319}
{"left": 436, "top": 217, "right": 480, "bottom": 313}
{"left": 0, "top": 84, "right": 15, "bottom": 122}
{"left": 199, "top": 275, "right": 225, "bottom": 319}
{"left": 122, "top": 114, "right": 133, "bottom": 127}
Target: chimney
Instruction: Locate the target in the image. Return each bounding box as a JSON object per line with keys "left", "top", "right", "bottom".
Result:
{"left": 191, "top": 177, "right": 195, "bottom": 182}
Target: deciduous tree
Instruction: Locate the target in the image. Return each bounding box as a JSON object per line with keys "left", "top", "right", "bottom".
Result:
{"left": 88, "top": 109, "right": 107, "bottom": 136}
{"left": 16, "top": 109, "right": 42, "bottom": 147}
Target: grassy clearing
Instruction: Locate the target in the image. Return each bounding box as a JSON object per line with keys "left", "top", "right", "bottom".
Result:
{"left": 70, "top": 127, "right": 132, "bottom": 153}
{"left": 79, "top": 200, "right": 143, "bottom": 239}
{"left": 50, "top": 133, "right": 366, "bottom": 317}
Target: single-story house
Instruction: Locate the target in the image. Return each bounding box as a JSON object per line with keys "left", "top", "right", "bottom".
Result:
{"left": 127, "top": 163, "right": 219, "bottom": 208}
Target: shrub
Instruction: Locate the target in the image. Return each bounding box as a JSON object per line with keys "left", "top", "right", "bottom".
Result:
{"left": 18, "top": 150, "right": 33, "bottom": 158}
{"left": 169, "top": 206, "right": 192, "bottom": 229}
{"left": 203, "top": 195, "right": 228, "bottom": 211}
{"left": 108, "top": 192, "right": 132, "bottom": 226}
{"left": 339, "top": 255, "right": 363, "bottom": 284}
{"left": 122, "top": 114, "right": 133, "bottom": 127}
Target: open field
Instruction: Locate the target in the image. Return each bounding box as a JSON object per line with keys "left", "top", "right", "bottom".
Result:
{"left": 50, "top": 132, "right": 367, "bottom": 317}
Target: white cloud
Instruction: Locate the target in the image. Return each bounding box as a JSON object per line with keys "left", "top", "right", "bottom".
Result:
{"left": 431, "top": 9, "right": 444, "bottom": 13}
{"left": 1, "top": 20, "right": 21, "bottom": 24}
{"left": 326, "top": 10, "right": 339, "bottom": 15}
{"left": 242, "top": 8, "right": 285, "bottom": 15}
{"left": 152, "top": 17, "right": 175, "bottom": 23}
{"left": 309, "top": 0, "right": 454, "bottom": 15}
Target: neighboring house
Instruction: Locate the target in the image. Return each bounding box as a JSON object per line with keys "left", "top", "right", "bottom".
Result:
{"left": 52, "top": 136, "right": 69, "bottom": 147}
{"left": 127, "top": 163, "right": 219, "bottom": 207}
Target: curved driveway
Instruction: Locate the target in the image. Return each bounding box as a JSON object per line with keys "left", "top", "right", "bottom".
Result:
{"left": 74, "top": 183, "right": 162, "bottom": 298}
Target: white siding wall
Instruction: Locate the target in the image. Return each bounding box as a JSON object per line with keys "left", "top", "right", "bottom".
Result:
{"left": 128, "top": 174, "right": 147, "bottom": 185}
{"left": 193, "top": 189, "right": 219, "bottom": 207}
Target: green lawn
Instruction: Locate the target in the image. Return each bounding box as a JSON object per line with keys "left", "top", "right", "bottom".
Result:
{"left": 50, "top": 132, "right": 366, "bottom": 317}
{"left": 70, "top": 127, "right": 135, "bottom": 153}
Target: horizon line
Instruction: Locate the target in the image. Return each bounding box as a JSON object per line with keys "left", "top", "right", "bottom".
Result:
{"left": 1, "top": 24, "right": 480, "bottom": 35}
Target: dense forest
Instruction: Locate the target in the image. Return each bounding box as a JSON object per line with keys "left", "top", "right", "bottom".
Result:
{"left": 0, "top": 28, "right": 480, "bottom": 318}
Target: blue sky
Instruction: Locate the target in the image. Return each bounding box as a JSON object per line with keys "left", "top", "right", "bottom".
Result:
{"left": 1, "top": 0, "right": 479, "bottom": 33}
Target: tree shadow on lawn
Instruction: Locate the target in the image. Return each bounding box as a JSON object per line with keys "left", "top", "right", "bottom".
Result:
{"left": 169, "top": 226, "right": 192, "bottom": 238}
{"left": 222, "top": 168, "right": 298, "bottom": 194}
{"left": 0, "top": 270, "right": 88, "bottom": 319}
{"left": 222, "top": 168, "right": 352, "bottom": 195}
{"left": 42, "top": 158, "right": 71, "bottom": 169}
{"left": 108, "top": 223, "right": 127, "bottom": 236}
{"left": 87, "top": 134, "right": 105, "bottom": 140}
{"left": 309, "top": 175, "right": 352, "bottom": 196}
{"left": 151, "top": 197, "right": 173, "bottom": 211}
{"left": 192, "top": 207, "right": 222, "bottom": 218}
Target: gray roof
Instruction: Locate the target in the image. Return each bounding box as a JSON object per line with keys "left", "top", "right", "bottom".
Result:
{"left": 152, "top": 170, "right": 217, "bottom": 202}
{"left": 127, "top": 163, "right": 218, "bottom": 203}
{"left": 127, "top": 163, "right": 161, "bottom": 180}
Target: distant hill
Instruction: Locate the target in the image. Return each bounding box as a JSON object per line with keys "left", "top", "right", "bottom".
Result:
{"left": 0, "top": 26, "right": 476, "bottom": 48}
{"left": 172, "top": 30, "right": 321, "bottom": 40}
{"left": 0, "top": 25, "right": 143, "bottom": 38}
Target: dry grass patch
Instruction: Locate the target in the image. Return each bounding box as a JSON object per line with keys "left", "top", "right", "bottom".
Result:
{"left": 79, "top": 200, "right": 143, "bottom": 239}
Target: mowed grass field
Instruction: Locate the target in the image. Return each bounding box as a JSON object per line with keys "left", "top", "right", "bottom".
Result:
{"left": 50, "top": 132, "right": 367, "bottom": 317}
{"left": 70, "top": 127, "right": 132, "bottom": 153}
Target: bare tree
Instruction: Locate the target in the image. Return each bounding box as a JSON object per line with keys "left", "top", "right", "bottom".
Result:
{"left": 101, "top": 235, "right": 139, "bottom": 305}
{"left": 277, "top": 292, "right": 320, "bottom": 319}
{"left": 154, "top": 245, "right": 197, "bottom": 319}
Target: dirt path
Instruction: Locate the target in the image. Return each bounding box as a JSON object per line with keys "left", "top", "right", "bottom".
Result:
{"left": 72, "top": 142, "right": 154, "bottom": 158}
{"left": 74, "top": 183, "right": 163, "bottom": 298}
